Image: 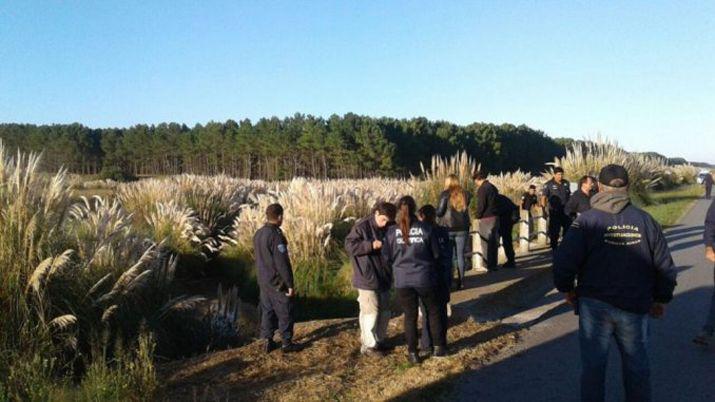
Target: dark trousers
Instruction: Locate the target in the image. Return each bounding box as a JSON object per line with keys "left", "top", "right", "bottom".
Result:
{"left": 706, "top": 185, "right": 712, "bottom": 200}
{"left": 259, "top": 285, "right": 294, "bottom": 343}
{"left": 478, "top": 217, "right": 500, "bottom": 269}
{"left": 548, "top": 211, "right": 572, "bottom": 250}
{"left": 397, "top": 287, "right": 446, "bottom": 353}
{"left": 499, "top": 220, "right": 516, "bottom": 264}
{"left": 419, "top": 298, "right": 449, "bottom": 350}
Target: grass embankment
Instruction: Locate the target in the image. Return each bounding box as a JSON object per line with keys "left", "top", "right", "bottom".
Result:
{"left": 159, "top": 310, "right": 520, "bottom": 402}
{"left": 638, "top": 185, "right": 704, "bottom": 226}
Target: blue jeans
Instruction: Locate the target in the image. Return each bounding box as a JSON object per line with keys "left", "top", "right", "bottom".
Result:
{"left": 579, "top": 297, "right": 651, "bottom": 402}
{"left": 450, "top": 232, "right": 468, "bottom": 281}
{"left": 703, "top": 263, "right": 715, "bottom": 334}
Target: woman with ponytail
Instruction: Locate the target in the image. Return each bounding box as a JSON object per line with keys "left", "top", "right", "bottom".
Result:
{"left": 382, "top": 196, "right": 447, "bottom": 364}
{"left": 436, "top": 174, "right": 472, "bottom": 289}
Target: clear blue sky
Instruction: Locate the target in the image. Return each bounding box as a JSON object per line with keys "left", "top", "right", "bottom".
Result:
{"left": 1, "top": 1, "right": 713, "bottom": 162}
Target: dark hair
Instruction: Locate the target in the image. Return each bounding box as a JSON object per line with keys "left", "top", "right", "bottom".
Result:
{"left": 418, "top": 204, "right": 437, "bottom": 225}
{"left": 373, "top": 201, "right": 397, "bottom": 221}
{"left": 472, "top": 171, "right": 488, "bottom": 181}
{"left": 397, "top": 196, "right": 417, "bottom": 245}
{"left": 266, "top": 203, "right": 284, "bottom": 221}
{"left": 528, "top": 184, "right": 536, "bottom": 190}
{"left": 553, "top": 167, "right": 564, "bottom": 174}
{"left": 577, "top": 175, "right": 593, "bottom": 188}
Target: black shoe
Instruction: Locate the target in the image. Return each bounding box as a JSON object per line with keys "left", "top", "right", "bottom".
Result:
{"left": 408, "top": 352, "right": 421, "bottom": 365}
{"left": 281, "top": 342, "right": 302, "bottom": 353}
{"left": 375, "top": 342, "right": 394, "bottom": 352}
{"left": 361, "top": 347, "right": 386, "bottom": 358}
{"left": 263, "top": 339, "right": 279, "bottom": 354}
{"left": 455, "top": 278, "right": 463, "bottom": 290}
{"left": 502, "top": 261, "right": 516, "bottom": 269}
{"left": 433, "top": 346, "right": 448, "bottom": 358}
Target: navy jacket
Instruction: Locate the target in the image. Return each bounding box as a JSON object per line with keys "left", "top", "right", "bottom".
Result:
{"left": 543, "top": 178, "right": 571, "bottom": 213}
{"left": 254, "top": 223, "right": 294, "bottom": 291}
{"left": 432, "top": 224, "right": 453, "bottom": 302}
{"left": 345, "top": 216, "right": 391, "bottom": 291}
{"left": 553, "top": 203, "right": 677, "bottom": 314}
{"left": 476, "top": 181, "right": 499, "bottom": 219}
{"left": 705, "top": 200, "right": 715, "bottom": 248}
{"left": 382, "top": 218, "right": 440, "bottom": 289}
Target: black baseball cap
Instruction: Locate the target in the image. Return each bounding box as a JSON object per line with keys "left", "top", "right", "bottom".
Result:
{"left": 598, "top": 164, "right": 629, "bottom": 188}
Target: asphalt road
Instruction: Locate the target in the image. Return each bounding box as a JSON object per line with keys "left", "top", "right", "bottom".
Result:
{"left": 454, "top": 198, "right": 715, "bottom": 402}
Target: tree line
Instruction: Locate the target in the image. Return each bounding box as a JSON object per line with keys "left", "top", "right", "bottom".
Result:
{"left": 0, "top": 113, "right": 567, "bottom": 180}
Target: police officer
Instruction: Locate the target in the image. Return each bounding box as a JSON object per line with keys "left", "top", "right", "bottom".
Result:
{"left": 541, "top": 167, "right": 572, "bottom": 251}
{"left": 254, "top": 203, "right": 301, "bottom": 354}
{"left": 417, "top": 204, "right": 452, "bottom": 353}
{"left": 565, "top": 175, "right": 597, "bottom": 219}
{"left": 521, "top": 185, "right": 538, "bottom": 213}
{"left": 383, "top": 196, "right": 445, "bottom": 364}
{"left": 554, "top": 164, "right": 677, "bottom": 402}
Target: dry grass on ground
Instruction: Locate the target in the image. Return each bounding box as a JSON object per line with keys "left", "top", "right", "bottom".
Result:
{"left": 158, "top": 309, "right": 521, "bottom": 402}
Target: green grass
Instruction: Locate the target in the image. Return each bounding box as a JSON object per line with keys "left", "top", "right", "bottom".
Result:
{"left": 638, "top": 185, "right": 704, "bottom": 227}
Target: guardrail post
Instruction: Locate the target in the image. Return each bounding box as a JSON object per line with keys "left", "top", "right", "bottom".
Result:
{"left": 471, "top": 219, "right": 487, "bottom": 272}
{"left": 519, "top": 209, "right": 530, "bottom": 253}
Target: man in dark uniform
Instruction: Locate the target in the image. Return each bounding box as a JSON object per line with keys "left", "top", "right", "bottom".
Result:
{"left": 497, "top": 193, "right": 520, "bottom": 268}
{"left": 254, "top": 203, "right": 300, "bottom": 353}
{"left": 703, "top": 171, "right": 713, "bottom": 200}
{"left": 565, "top": 175, "right": 597, "bottom": 219}
{"left": 521, "top": 185, "right": 538, "bottom": 213}
{"left": 554, "top": 164, "right": 677, "bottom": 402}
{"left": 541, "top": 167, "right": 572, "bottom": 251}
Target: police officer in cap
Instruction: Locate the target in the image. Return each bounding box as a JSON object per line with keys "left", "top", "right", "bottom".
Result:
{"left": 254, "top": 203, "right": 301, "bottom": 353}
{"left": 554, "top": 164, "right": 677, "bottom": 402}
{"left": 541, "top": 166, "right": 572, "bottom": 251}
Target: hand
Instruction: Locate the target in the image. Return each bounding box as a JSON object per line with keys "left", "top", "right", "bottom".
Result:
{"left": 372, "top": 240, "right": 383, "bottom": 250}
{"left": 649, "top": 303, "right": 665, "bottom": 318}
{"left": 706, "top": 247, "right": 715, "bottom": 263}
{"left": 564, "top": 291, "right": 577, "bottom": 306}
{"left": 286, "top": 288, "right": 295, "bottom": 298}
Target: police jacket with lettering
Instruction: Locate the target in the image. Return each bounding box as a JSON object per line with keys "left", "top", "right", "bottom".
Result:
{"left": 705, "top": 200, "right": 715, "bottom": 248}
{"left": 345, "top": 216, "right": 391, "bottom": 291}
{"left": 382, "top": 218, "right": 440, "bottom": 289}
{"left": 553, "top": 192, "right": 677, "bottom": 314}
{"left": 253, "top": 223, "right": 295, "bottom": 291}
{"left": 436, "top": 190, "right": 472, "bottom": 232}
{"left": 543, "top": 178, "right": 571, "bottom": 213}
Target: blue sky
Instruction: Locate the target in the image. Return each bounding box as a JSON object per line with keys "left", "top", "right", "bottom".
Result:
{"left": 1, "top": 1, "right": 713, "bottom": 162}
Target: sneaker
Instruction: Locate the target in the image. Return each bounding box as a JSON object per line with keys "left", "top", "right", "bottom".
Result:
{"left": 407, "top": 352, "right": 421, "bottom": 365}
{"left": 361, "top": 347, "right": 386, "bottom": 358}
{"left": 281, "top": 342, "right": 302, "bottom": 353}
{"left": 263, "top": 338, "right": 279, "bottom": 354}
{"left": 693, "top": 331, "right": 713, "bottom": 347}
{"left": 433, "top": 346, "right": 448, "bottom": 358}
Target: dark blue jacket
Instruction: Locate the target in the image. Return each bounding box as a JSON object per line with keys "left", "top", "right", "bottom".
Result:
{"left": 432, "top": 224, "right": 453, "bottom": 302}
{"left": 553, "top": 201, "right": 677, "bottom": 314}
{"left": 705, "top": 200, "right": 715, "bottom": 248}
{"left": 382, "top": 218, "right": 440, "bottom": 289}
{"left": 253, "top": 223, "right": 294, "bottom": 291}
{"left": 345, "top": 216, "right": 391, "bottom": 291}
